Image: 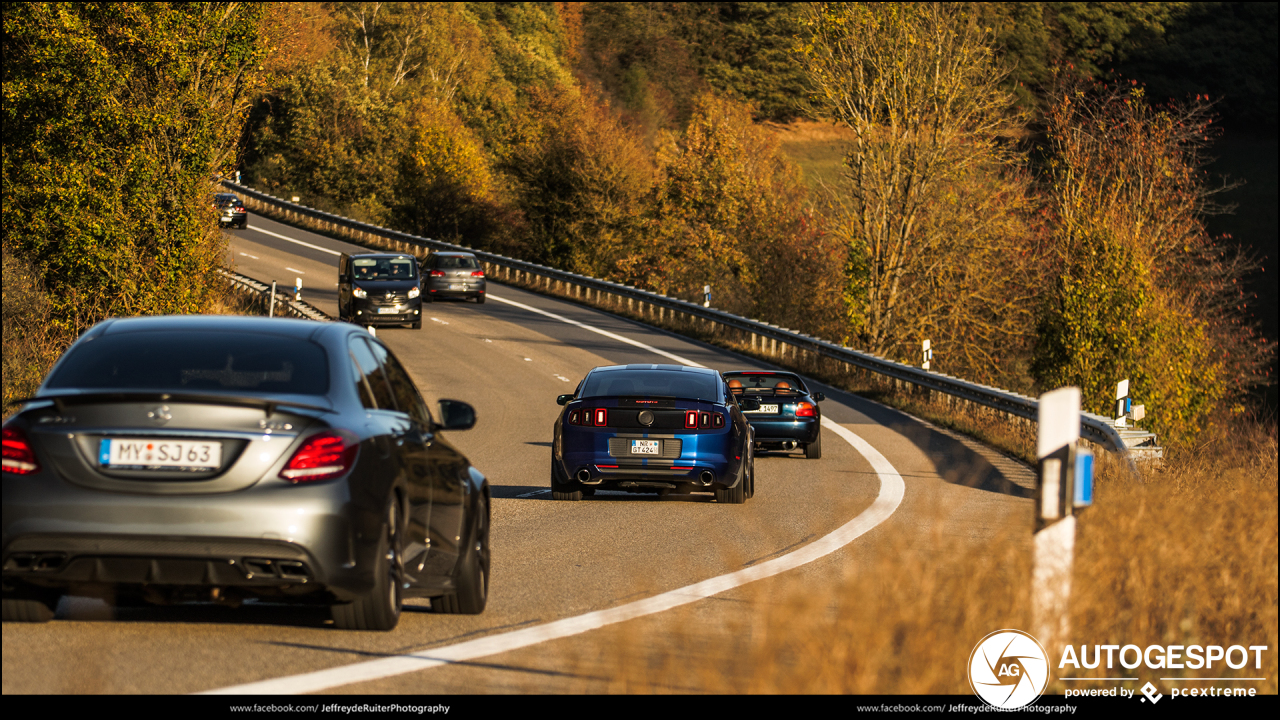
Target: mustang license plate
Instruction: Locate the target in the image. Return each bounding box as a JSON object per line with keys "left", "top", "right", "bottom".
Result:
{"left": 744, "top": 404, "right": 779, "bottom": 414}
{"left": 100, "top": 438, "right": 222, "bottom": 469}
{"left": 630, "top": 439, "right": 660, "bottom": 455}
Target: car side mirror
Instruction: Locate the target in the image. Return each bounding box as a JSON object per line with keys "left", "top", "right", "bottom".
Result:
{"left": 437, "top": 399, "right": 476, "bottom": 431}
{"left": 556, "top": 394, "right": 574, "bottom": 406}
{"left": 813, "top": 392, "right": 825, "bottom": 402}
{"left": 740, "top": 397, "right": 761, "bottom": 411}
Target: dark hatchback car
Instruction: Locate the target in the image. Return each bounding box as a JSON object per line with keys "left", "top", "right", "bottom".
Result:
{"left": 214, "top": 193, "right": 247, "bottom": 229}
{"left": 552, "top": 365, "right": 758, "bottom": 503}
{"left": 2, "top": 316, "right": 489, "bottom": 630}
{"left": 722, "top": 371, "right": 825, "bottom": 459}
{"left": 422, "top": 252, "right": 486, "bottom": 303}
{"left": 338, "top": 253, "right": 424, "bottom": 329}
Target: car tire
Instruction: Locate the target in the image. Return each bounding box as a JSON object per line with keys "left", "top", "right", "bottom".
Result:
{"left": 2, "top": 593, "right": 59, "bottom": 622}
{"left": 412, "top": 320, "right": 422, "bottom": 329}
{"left": 714, "top": 467, "right": 746, "bottom": 504}
{"left": 431, "top": 494, "right": 489, "bottom": 615}
{"left": 745, "top": 454, "right": 756, "bottom": 500}
{"left": 475, "top": 295, "right": 486, "bottom": 304}
{"left": 331, "top": 501, "right": 402, "bottom": 631}
{"left": 550, "top": 458, "right": 582, "bottom": 501}
{"left": 805, "top": 430, "right": 822, "bottom": 460}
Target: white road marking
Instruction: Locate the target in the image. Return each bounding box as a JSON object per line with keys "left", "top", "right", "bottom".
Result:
{"left": 487, "top": 294, "right": 702, "bottom": 367}
{"left": 554, "top": 375, "right": 571, "bottom": 382}
{"left": 431, "top": 318, "right": 448, "bottom": 325}
{"left": 204, "top": 296, "right": 907, "bottom": 695}
{"left": 249, "top": 226, "right": 342, "bottom": 256}
{"left": 239, "top": 252, "right": 259, "bottom": 260}
{"left": 285, "top": 267, "right": 305, "bottom": 275}
{"left": 204, "top": 415, "right": 903, "bottom": 694}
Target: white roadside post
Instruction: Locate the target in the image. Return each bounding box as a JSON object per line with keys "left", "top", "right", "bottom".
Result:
{"left": 1033, "top": 387, "right": 1094, "bottom": 655}
{"left": 294, "top": 277, "right": 303, "bottom": 303}
{"left": 703, "top": 284, "right": 712, "bottom": 308}
{"left": 268, "top": 281, "right": 277, "bottom": 318}
{"left": 922, "top": 339, "right": 932, "bottom": 371}
{"left": 1114, "top": 379, "right": 1130, "bottom": 427}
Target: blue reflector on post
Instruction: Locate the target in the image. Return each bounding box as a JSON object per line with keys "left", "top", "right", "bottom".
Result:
{"left": 1074, "top": 449, "right": 1094, "bottom": 508}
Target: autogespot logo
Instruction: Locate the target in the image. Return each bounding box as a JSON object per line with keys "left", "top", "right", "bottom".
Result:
{"left": 969, "top": 629, "right": 1050, "bottom": 709}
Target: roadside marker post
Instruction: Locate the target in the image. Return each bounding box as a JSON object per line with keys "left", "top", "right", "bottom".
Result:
{"left": 269, "top": 281, "right": 277, "bottom": 318}
{"left": 294, "top": 277, "right": 303, "bottom": 302}
{"left": 703, "top": 285, "right": 712, "bottom": 308}
{"left": 1033, "top": 386, "right": 1094, "bottom": 653}
{"left": 922, "top": 339, "right": 932, "bottom": 371}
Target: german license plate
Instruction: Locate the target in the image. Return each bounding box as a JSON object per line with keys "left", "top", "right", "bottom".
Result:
{"left": 630, "top": 439, "right": 660, "bottom": 455}
{"left": 377, "top": 307, "right": 398, "bottom": 314}
{"left": 100, "top": 438, "right": 222, "bottom": 469}
{"left": 450, "top": 284, "right": 464, "bottom": 290}
{"left": 745, "top": 404, "right": 779, "bottom": 414}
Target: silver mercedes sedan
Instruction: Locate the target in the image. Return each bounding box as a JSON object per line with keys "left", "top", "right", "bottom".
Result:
{"left": 2, "top": 315, "right": 490, "bottom": 630}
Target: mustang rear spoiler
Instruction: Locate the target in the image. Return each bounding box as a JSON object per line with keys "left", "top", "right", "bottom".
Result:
{"left": 9, "top": 392, "right": 334, "bottom": 417}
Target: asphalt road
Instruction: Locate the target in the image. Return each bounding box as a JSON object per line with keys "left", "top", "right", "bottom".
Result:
{"left": 1, "top": 211, "right": 1037, "bottom": 694}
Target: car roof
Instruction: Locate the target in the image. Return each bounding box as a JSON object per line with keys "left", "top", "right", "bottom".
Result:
{"left": 89, "top": 315, "right": 337, "bottom": 341}
{"left": 214, "top": 193, "right": 240, "bottom": 200}
{"left": 431, "top": 251, "right": 477, "bottom": 257}
{"left": 589, "top": 364, "right": 719, "bottom": 376}
{"left": 348, "top": 252, "right": 416, "bottom": 259}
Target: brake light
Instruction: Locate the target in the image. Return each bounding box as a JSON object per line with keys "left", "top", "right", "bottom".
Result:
{"left": 430, "top": 270, "right": 445, "bottom": 277}
{"left": 2, "top": 426, "right": 40, "bottom": 475}
{"left": 594, "top": 408, "right": 608, "bottom": 427}
{"left": 685, "top": 410, "right": 698, "bottom": 429}
{"left": 699, "top": 411, "right": 710, "bottom": 428}
{"left": 712, "top": 413, "right": 725, "bottom": 428}
{"left": 280, "top": 431, "right": 358, "bottom": 482}
{"left": 471, "top": 270, "right": 485, "bottom": 277}
{"left": 567, "top": 410, "right": 580, "bottom": 425}
{"left": 796, "top": 402, "right": 816, "bottom": 418}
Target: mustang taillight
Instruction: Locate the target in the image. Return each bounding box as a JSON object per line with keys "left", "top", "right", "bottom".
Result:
{"left": 430, "top": 270, "right": 445, "bottom": 277}
{"left": 593, "top": 408, "right": 608, "bottom": 427}
{"left": 280, "top": 431, "right": 359, "bottom": 483}
{"left": 2, "top": 426, "right": 40, "bottom": 475}
{"left": 685, "top": 410, "right": 698, "bottom": 429}
{"left": 471, "top": 270, "right": 485, "bottom": 277}
{"left": 795, "top": 401, "right": 816, "bottom": 418}
{"left": 712, "top": 413, "right": 725, "bottom": 428}
{"left": 567, "top": 410, "right": 580, "bottom": 425}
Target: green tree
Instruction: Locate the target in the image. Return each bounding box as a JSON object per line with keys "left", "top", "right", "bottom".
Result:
{"left": 4, "top": 3, "right": 269, "bottom": 331}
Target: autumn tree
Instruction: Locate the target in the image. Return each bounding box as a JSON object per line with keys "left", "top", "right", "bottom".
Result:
{"left": 1034, "top": 77, "right": 1271, "bottom": 443}
{"left": 800, "top": 2, "right": 1040, "bottom": 379}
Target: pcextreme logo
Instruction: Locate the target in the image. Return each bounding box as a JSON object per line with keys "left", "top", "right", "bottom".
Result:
{"left": 969, "top": 629, "right": 1050, "bottom": 708}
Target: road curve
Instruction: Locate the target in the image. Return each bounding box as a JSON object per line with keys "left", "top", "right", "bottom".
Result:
{"left": 1, "top": 211, "right": 1036, "bottom": 694}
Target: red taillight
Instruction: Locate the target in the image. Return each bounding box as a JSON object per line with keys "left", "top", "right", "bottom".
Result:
{"left": 430, "top": 270, "right": 445, "bottom": 277}
{"left": 280, "top": 431, "right": 358, "bottom": 483}
{"left": 795, "top": 401, "right": 816, "bottom": 418}
{"left": 567, "top": 410, "right": 580, "bottom": 425}
{"left": 712, "top": 413, "right": 725, "bottom": 428}
{"left": 685, "top": 410, "right": 698, "bottom": 429}
{"left": 2, "top": 426, "right": 40, "bottom": 475}
{"left": 471, "top": 270, "right": 485, "bottom": 277}
{"left": 594, "top": 408, "right": 608, "bottom": 427}
{"left": 699, "top": 411, "right": 710, "bottom": 428}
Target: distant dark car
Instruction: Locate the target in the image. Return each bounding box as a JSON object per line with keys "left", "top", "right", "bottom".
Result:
{"left": 552, "top": 364, "right": 758, "bottom": 503}
{"left": 2, "top": 316, "right": 489, "bottom": 630}
{"left": 338, "top": 253, "right": 423, "bottom": 329}
{"left": 214, "top": 193, "right": 247, "bottom": 229}
{"left": 422, "top": 252, "right": 486, "bottom": 303}
{"left": 721, "top": 371, "right": 825, "bottom": 459}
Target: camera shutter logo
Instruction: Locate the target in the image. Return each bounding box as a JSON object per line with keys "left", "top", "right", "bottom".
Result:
{"left": 969, "top": 629, "right": 1049, "bottom": 708}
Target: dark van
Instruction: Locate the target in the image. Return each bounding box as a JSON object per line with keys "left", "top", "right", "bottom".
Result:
{"left": 338, "top": 253, "right": 423, "bottom": 329}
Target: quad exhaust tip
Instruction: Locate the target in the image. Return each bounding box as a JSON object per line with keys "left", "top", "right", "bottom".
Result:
{"left": 700, "top": 471, "right": 714, "bottom": 486}
{"left": 576, "top": 469, "right": 592, "bottom": 483}
{"left": 782, "top": 441, "right": 797, "bottom": 451}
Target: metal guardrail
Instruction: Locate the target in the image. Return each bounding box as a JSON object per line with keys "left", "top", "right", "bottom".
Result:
{"left": 219, "top": 268, "right": 330, "bottom": 322}
{"left": 220, "top": 181, "right": 1136, "bottom": 468}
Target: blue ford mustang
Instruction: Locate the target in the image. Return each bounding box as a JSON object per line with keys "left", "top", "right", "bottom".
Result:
{"left": 552, "top": 365, "right": 758, "bottom": 503}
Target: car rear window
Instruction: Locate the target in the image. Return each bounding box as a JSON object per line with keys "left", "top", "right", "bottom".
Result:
{"left": 353, "top": 256, "right": 418, "bottom": 280}
{"left": 434, "top": 255, "right": 479, "bottom": 269}
{"left": 46, "top": 332, "right": 330, "bottom": 395}
{"left": 579, "top": 370, "right": 719, "bottom": 402}
{"left": 723, "top": 373, "right": 805, "bottom": 394}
